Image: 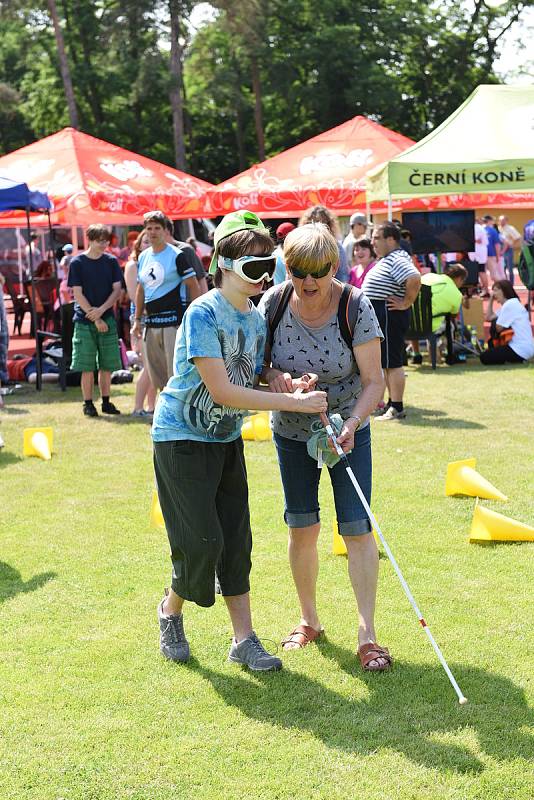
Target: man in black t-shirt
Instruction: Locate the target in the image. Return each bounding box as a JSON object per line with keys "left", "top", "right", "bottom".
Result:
{"left": 68, "top": 225, "right": 123, "bottom": 417}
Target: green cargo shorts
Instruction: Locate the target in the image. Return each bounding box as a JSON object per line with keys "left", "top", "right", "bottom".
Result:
{"left": 70, "top": 319, "right": 122, "bottom": 373}
{"left": 153, "top": 437, "right": 252, "bottom": 607}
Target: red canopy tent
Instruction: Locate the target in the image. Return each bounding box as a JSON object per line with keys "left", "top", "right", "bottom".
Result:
{"left": 0, "top": 128, "right": 214, "bottom": 227}
{"left": 202, "top": 116, "right": 417, "bottom": 218}
{"left": 203, "top": 115, "right": 534, "bottom": 218}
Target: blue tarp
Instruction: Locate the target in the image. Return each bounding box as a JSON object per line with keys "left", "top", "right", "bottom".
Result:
{"left": 0, "top": 176, "right": 51, "bottom": 212}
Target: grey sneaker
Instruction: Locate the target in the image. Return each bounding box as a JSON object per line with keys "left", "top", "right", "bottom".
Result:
{"left": 374, "top": 406, "right": 406, "bottom": 421}
{"left": 228, "top": 632, "right": 282, "bottom": 672}
{"left": 157, "top": 596, "right": 190, "bottom": 662}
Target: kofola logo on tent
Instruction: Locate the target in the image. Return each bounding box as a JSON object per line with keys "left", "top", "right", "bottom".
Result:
{"left": 99, "top": 160, "right": 153, "bottom": 182}
{"left": 408, "top": 167, "right": 527, "bottom": 188}
{"left": 299, "top": 149, "right": 374, "bottom": 176}
{"left": 232, "top": 193, "right": 260, "bottom": 210}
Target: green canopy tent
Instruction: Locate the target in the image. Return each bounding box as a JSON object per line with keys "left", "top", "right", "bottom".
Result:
{"left": 367, "top": 85, "right": 534, "bottom": 211}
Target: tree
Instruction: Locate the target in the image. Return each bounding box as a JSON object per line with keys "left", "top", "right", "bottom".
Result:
{"left": 46, "top": 0, "right": 79, "bottom": 128}
{"left": 168, "top": 0, "right": 188, "bottom": 169}
{"left": 210, "top": 0, "right": 268, "bottom": 161}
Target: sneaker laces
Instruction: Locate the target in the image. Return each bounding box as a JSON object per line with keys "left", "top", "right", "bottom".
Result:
{"left": 162, "top": 615, "right": 185, "bottom": 644}
{"left": 247, "top": 633, "right": 279, "bottom": 657}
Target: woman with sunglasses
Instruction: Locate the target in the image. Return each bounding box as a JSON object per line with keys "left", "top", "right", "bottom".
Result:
{"left": 151, "top": 211, "right": 327, "bottom": 672}
{"left": 259, "top": 223, "right": 390, "bottom": 671}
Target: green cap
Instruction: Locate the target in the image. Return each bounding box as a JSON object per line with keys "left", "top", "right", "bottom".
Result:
{"left": 209, "top": 211, "right": 267, "bottom": 275}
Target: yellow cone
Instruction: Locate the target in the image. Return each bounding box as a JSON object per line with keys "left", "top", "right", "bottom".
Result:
{"left": 23, "top": 427, "right": 53, "bottom": 460}
{"left": 469, "top": 501, "right": 534, "bottom": 543}
{"left": 445, "top": 458, "right": 507, "bottom": 501}
{"left": 252, "top": 414, "right": 271, "bottom": 441}
{"left": 333, "top": 521, "right": 347, "bottom": 555}
{"left": 241, "top": 420, "right": 254, "bottom": 440}
{"left": 242, "top": 412, "right": 272, "bottom": 441}
{"left": 332, "top": 520, "right": 379, "bottom": 555}
{"left": 150, "top": 489, "right": 165, "bottom": 528}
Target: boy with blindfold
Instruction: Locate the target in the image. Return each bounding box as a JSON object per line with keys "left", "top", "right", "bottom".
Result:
{"left": 152, "top": 211, "right": 327, "bottom": 671}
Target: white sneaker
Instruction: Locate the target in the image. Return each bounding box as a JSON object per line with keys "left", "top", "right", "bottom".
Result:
{"left": 374, "top": 406, "right": 406, "bottom": 421}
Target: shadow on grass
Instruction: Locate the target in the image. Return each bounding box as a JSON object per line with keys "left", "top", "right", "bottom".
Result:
{"left": 0, "top": 451, "right": 23, "bottom": 469}
{"left": 0, "top": 561, "right": 56, "bottom": 604}
{"left": 97, "top": 414, "right": 152, "bottom": 426}
{"left": 412, "top": 362, "right": 531, "bottom": 377}
{"left": 400, "top": 407, "right": 486, "bottom": 429}
{"left": 1, "top": 406, "right": 30, "bottom": 415}
{"left": 188, "top": 640, "right": 533, "bottom": 775}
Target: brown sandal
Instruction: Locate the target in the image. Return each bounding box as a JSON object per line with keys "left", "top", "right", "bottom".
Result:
{"left": 358, "top": 642, "right": 392, "bottom": 671}
{"left": 281, "top": 624, "right": 324, "bottom": 650}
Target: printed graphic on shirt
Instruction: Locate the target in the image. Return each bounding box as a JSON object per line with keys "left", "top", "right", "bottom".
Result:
{"left": 183, "top": 328, "right": 257, "bottom": 439}
{"left": 151, "top": 290, "right": 267, "bottom": 444}
{"left": 138, "top": 257, "right": 165, "bottom": 292}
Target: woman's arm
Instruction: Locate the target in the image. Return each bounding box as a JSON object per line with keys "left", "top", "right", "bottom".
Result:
{"left": 194, "top": 357, "right": 327, "bottom": 414}
{"left": 336, "top": 338, "right": 385, "bottom": 453}
{"left": 484, "top": 295, "right": 497, "bottom": 322}
{"left": 124, "top": 258, "right": 138, "bottom": 302}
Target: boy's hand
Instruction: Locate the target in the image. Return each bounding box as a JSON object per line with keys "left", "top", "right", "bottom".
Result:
{"left": 95, "top": 318, "right": 108, "bottom": 333}
{"left": 86, "top": 307, "right": 99, "bottom": 321}
{"left": 294, "top": 390, "right": 327, "bottom": 413}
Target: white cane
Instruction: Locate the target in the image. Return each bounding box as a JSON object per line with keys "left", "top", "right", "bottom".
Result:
{"left": 321, "top": 411, "right": 467, "bottom": 705}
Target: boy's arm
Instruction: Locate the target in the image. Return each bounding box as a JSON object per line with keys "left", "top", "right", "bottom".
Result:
{"left": 90, "top": 281, "right": 122, "bottom": 321}
{"left": 194, "top": 357, "right": 327, "bottom": 414}
{"left": 72, "top": 286, "right": 97, "bottom": 318}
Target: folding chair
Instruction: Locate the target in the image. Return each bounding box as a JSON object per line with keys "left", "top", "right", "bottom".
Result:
{"left": 405, "top": 284, "right": 441, "bottom": 370}
{"left": 4, "top": 275, "right": 30, "bottom": 335}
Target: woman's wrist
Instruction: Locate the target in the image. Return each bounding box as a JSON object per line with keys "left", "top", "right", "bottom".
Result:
{"left": 345, "top": 414, "right": 362, "bottom": 431}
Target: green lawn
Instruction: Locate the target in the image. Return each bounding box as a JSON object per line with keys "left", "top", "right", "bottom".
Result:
{"left": 1, "top": 361, "right": 533, "bottom": 800}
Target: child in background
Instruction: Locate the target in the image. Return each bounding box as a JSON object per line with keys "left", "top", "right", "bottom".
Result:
{"left": 68, "top": 224, "right": 123, "bottom": 417}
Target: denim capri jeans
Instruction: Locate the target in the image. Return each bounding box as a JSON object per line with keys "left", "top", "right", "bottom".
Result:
{"left": 273, "top": 424, "right": 372, "bottom": 536}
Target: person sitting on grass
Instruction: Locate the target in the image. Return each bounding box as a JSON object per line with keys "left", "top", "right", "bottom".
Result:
{"left": 480, "top": 280, "right": 534, "bottom": 366}
{"left": 152, "top": 211, "right": 327, "bottom": 672}
{"left": 68, "top": 224, "right": 123, "bottom": 417}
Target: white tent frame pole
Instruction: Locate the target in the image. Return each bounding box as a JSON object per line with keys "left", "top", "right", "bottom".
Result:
{"left": 387, "top": 194, "right": 392, "bottom": 221}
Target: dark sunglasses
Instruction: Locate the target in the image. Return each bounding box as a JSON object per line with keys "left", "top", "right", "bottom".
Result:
{"left": 289, "top": 262, "right": 332, "bottom": 280}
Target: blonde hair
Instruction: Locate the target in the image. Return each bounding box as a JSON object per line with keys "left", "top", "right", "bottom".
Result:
{"left": 298, "top": 205, "right": 340, "bottom": 239}
{"left": 283, "top": 223, "right": 339, "bottom": 274}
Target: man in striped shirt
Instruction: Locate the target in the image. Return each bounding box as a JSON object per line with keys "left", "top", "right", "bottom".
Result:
{"left": 363, "top": 222, "right": 421, "bottom": 420}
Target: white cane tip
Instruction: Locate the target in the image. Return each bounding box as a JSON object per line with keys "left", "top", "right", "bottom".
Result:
{"left": 459, "top": 697, "right": 468, "bottom": 705}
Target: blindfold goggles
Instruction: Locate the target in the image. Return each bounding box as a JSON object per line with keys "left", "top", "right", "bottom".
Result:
{"left": 289, "top": 262, "right": 332, "bottom": 280}
{"left": 218, "top": 254, "right": 276, "bottom": 283}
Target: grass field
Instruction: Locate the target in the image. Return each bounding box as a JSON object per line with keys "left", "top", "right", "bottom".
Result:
{"left": 1, "top": 361, "right": 533, "bottom": 800}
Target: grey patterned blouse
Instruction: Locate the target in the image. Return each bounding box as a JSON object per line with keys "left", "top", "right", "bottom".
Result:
{"left": 259, "top": 287, "right": 383, "bottom": 442}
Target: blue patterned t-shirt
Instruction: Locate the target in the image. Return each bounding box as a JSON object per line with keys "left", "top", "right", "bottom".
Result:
{"left": 151, "top": 289, "right": 267, "bottom": 443}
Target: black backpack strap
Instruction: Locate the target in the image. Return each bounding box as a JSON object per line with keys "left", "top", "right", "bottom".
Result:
{"left": 267, "top": 281, "right": 294, "bottom": 348}
{"left": 337, "top": 283, "right": 362, "bottom": 351}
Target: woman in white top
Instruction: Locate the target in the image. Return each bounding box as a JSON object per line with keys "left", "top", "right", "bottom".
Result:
{"left": 480, "top": 280, "right": 534, "bottom": 365}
